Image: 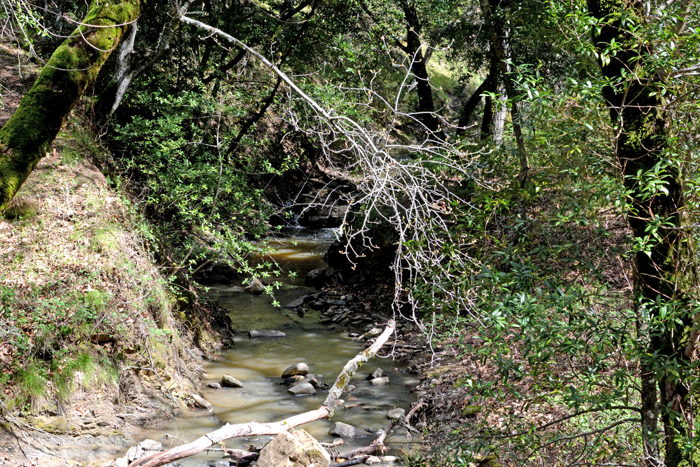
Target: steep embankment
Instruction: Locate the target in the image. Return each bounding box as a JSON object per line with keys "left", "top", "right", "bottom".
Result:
{"left": 0, "top": 43, "right": 219, "bottom": 466}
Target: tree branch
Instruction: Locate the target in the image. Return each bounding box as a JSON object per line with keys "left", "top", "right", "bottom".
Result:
{"left": 128, "top": 320, "right": 396, "bottom": 467}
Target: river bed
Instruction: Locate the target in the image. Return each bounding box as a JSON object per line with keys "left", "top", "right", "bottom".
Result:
{"left": 137, "top": 228, "right": 417, "bottom": 466}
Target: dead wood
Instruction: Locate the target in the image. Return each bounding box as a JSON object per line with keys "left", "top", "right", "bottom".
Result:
{"left": 128, "top": 320, "right": 396, "bottom": 467}
{"left": 342, "top": 420, "right": 394, "bottom": 458}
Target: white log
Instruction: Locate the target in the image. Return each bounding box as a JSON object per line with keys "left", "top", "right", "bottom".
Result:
{"left": 128, "top": 320, "right": 395, "bottom": 467}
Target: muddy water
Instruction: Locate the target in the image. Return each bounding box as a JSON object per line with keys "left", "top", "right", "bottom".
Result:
{"left": 139, "top": 228, "right": 417, "bottom": 466}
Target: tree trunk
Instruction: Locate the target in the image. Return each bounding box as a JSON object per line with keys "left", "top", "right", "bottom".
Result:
{"left": 399, "top": 0, "right": 439, "bottom": 134}
{"left": 587, "top": 1, "right": 690, "bottom": 465}
{"left": 0, "top": 0, "right": 143, "bottom": 212}
{"left": 456, "top": 74, "right": 491, "bottom": 138}
{"left": 484, "top": 0, "right": 528, "bottom": 186}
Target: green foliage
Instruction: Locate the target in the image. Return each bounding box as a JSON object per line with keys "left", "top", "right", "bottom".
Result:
{"left": 17, "top": 363, "right": 48, "bottom": 407}
{"left": 112, "top": 80, "right": 284, "bottom": 278}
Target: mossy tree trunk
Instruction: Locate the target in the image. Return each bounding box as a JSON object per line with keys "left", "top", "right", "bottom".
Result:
{"left": 0, "top": 0, "right": 144, "bottom": 212}
{"left": 588, "top": 1, "right": 691, "bottom": 466}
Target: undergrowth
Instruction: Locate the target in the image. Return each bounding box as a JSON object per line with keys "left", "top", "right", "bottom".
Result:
{"left": 0, "top": 116, "right": 188, "bottom": 412}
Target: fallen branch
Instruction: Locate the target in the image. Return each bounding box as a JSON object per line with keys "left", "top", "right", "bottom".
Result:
{"left": 342, "top": 420, "right": 394, "bottom": 458}
{"left": 128, "top": 319, "right": 396, "bottom": 467}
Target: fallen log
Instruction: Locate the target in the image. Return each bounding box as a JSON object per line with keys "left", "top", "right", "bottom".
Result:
{"left": 129, "top": 320, "right": 396, "bottom": 467}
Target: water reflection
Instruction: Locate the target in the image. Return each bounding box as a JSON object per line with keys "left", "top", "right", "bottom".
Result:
{"left": 137, "top": 228, "right": 416, "bottom": 466}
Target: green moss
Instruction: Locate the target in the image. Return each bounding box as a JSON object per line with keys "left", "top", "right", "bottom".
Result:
{"left": 0, "top": 0, "right": 143, "bottom": 212}
{"left": 3, "top": 197, "right": 38, "bottom": 219}
{"left": 462, "top": 405, "right": 483, "bottom": 417}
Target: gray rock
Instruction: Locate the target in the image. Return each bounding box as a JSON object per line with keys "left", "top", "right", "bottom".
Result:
{"left": 244, "top": 278, "right": 265, "bottom": 294}
{"left": 207, "top": 382, "right": 222, "bottom": 389}
{"left": 305, "top": 268, "right": 335, "bottom": 288}
{"left": 191, "top": 394, "right": 212, "bottom": 411}
{"left": 328, "top": 422, "right": 374, "bottom": 442}
{"left": 206, "top": 461, "right": 231, "bottom": 467}
{"left": 284, "top": 375, "right": 306, "bottom": 386}
{"left": 288, "top": 382, "right": 316, "bottom": 395}
{"left": 126, "top": 439, "right": 163, "bottom": 462}
{"left": 138, "top": 439, "right": 163, "bottom": 452}
{"left": 387, "top": 408, "right": 405, "bottom": 420}
{"left": 221, "top": 375, "right": 244, "bottom": 388}
{"left": 282, "top": 363, "right": 309, "bottom": 377}
{"left": 304, "top": 376, "right": 321, "bottom": 388}
{"left": 343, "top": 384, "right": 356, "bottom": 393}
{"left": 370, "top": 376, "right": 390, "bottom": 386}
{"left": 255, "top": 429, "right": 330, "bottom": 467}
{"left": 327, "top": 299, "right": 346, "bottom": 306}
{"left": 249, "top": 329, "right": 286, "bottom": 338}
{"left": 284, "top": 297, "right": 306, "bottom": 309}
{"left": 367, "top": 368, "right": 385, "bottom": 380}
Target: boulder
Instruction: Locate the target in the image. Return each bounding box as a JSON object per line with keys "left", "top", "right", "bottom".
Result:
{"left": 191, "top": 394, "right": 212, "bottom": 411}
{"left": 221, "top": 375, "right": 244, "bottom": 388}
{"left": 288, "top": 382, "right": 316, "bottom": 395}
{"left": 208, "top": 382, "right": 222, "bottom": 389}
{"left": 126, "top": 439, "right": 163, "bottom": 462}
{"left": 244, "top": 278, "right": 265, "bottom": 294}
{"left": 328, "top": 422, "right": 374, "bottom": 442}
{"left": 284, "top": 375, "right": 306, "bottom": 386}
{"left": 255, "top": 429, "right": 330, "bottom": 467}
{"left": 249, "top": 330, "right": 286, "bottom": 338}
{"left": 305, "top": 268, "right": 336, "bottom": 288}
{"left": 284, "top": 297, "right": 307, "bottom": 309}
{"left": 367, "top": 368, "right": 385, "bottom": 380}
{"left": 387, "top": 408, "right": 405, "bottom": 420}
{"left": 282, "top": 363, "right": 309, "bottom": 377}
{"left": 370, "top": 376, "right": 390, "bottom": 386}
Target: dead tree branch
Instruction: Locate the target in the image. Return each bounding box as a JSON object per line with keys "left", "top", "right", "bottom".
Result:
{"left": 128, "top": 320, "right": 395, "bottom": 467}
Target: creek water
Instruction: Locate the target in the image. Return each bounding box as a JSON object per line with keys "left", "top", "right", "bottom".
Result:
{"left": 138, "top": 228, "right": 418, "bottom": 466}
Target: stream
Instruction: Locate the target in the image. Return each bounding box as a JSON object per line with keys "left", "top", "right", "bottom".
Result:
{"left": 137, "top": 228, "right": 418, "bottom": 466}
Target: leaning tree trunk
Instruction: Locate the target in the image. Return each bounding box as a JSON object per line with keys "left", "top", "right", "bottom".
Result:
{"left": 0, "top": 0, "right": 143, "bottom": 212}
{"left": 398, "top": 0, "right": 440, "bottom": 134}
{"left": 587, "top": 1, "right": 690, "bottom": 466}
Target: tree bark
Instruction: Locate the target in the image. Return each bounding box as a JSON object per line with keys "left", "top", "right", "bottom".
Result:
{"left": 128, "top": 320, "right": 396, "bottom": 467}
{"left": 398, "top": 0, "right": 439, "bottom": 134}
{"left": 0, "top": 0, "right": 143, "bottom": 212}
{"left": 483, "top": 0, "right": 528, "bottom": 186}
{"left": 456, "top": 74, "right": 491, "bottom": 138}
{"left": 587, "top": 1, "right": 689, "bottom": 466}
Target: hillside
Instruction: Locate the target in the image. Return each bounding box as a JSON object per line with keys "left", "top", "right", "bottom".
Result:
{"left": 0, "top": 44, "right": 220, "bottom": 466}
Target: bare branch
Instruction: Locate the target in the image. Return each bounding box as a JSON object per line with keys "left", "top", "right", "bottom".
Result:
{"left": 127, "top": 320, "right": 396, "bottom": 467}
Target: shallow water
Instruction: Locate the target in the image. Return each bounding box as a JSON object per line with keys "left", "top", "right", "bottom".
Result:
{"left": 137, "top": 228, "right": 417, "bottom": 466}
